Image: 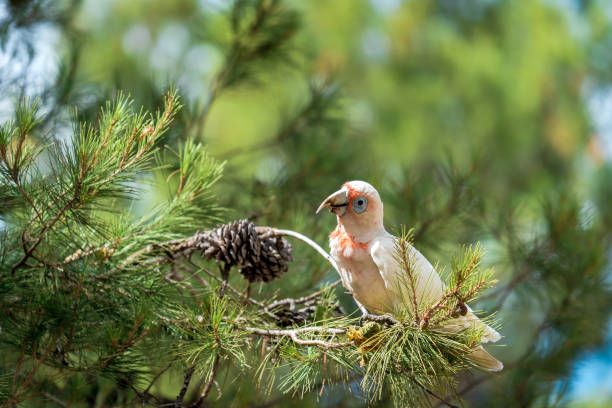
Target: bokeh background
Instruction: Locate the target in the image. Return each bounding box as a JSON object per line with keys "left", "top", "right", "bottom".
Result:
{"left": 2, "top": 0, "right": 612, "bottom": 406}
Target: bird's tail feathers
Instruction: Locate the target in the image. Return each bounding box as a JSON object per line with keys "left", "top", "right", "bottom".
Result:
{"left": 467, "top": 346, "right": 503, "bottom": 372}
{"left": 482, "top": 325, "right": 501, "bottom": 343}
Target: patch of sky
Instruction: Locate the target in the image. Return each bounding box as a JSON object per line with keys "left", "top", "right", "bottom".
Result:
{"left": 122, "top": 24, "right": 152, "bottom": 56}
{"left": 570, "top": 320, "right": 612, "bottom": 402}
{"left": 149, "top": 23, "right": 190, "bottom": 74}
{"left": 361, "top": 28, "right": 389, "bottom": 61}
{"left": 0, "top": 23, "right": 61, "bottom": 119}
{"left": 568, "top": 245, "right": 612, "bottom": 402}
{"left": 197, "top": 0, "right": 231, "bottom": 13}
{"left": 177, "top": 44, "right": 222, "bottom": 103}
{"left": 585, "top": 85, "right": 612, "bottom": 161}
{"left": 369, "top": 0, "right": 402, "bottom": 16}
{"left": 79, "top": 0, "right": 116, "bottom": 29}
{"left": 0, "top": 2, "right": 8, "bottom": 20}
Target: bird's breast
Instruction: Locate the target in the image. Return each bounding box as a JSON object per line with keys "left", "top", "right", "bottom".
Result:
{"left": 329, "top": 227, "right": 369, "bottom": 258}
{"left": 329, "top": 228, "right": 391, "bottom": 313}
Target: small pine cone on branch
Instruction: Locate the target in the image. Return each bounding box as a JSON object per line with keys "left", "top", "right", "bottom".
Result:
{"left": 273, "top": 306, "right": 316, "bottom": 327}
{"left": 189, "top": 219, "right": 293, "bottom": 283}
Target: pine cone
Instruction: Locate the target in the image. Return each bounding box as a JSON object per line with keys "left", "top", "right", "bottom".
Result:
{"left": 273, "top": 306, "right": 316, "bottom": 327}
{"left": 189, "top": 219, "right": 293, "bottom": 283}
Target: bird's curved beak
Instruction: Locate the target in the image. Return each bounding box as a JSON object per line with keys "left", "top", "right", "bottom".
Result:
{"left": 316, "top": 188, "right": 349, "bottom": 216}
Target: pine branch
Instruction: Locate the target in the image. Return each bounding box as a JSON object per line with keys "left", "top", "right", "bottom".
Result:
{"left": 146, "top": 364, "right": 172, "bottom": 396}
{"left": 1, "top": 96, "right": 501, "bottom": 408}
{"left": 42, "top": 392, "right": 68, "bottom": 408}
{"left": 192, "top": 0, "right": 299, "bottom": 137}
{"left": 256, "top": 227, "right": 341, "bottom": 275}
{"left": 190, "top": 355, "right": 220, "bottom": 407}
{"left": 360, "top": 313, "right": 400, "bottom": 326}
{"left": 418, "top": 243, "right": 493, "bottom": 330}
{"left": 394, "top": 227, "right": 421, "bottom": 323}
{"left": 175, "top": 367, "right": 195, "bottom": 407}
{"left": 246, "top": 326, "right": 350, "bottom": 349}
{"left": 410, "top": 376, "right": 459, "bottom": 408}
{"left": 55, "top": 216, "right": 496, "bottom": 408}
{"left": 5, "top": 91, "right": 181, "bottom": 275}
{"left": 264, "top": 279, "right": 341, "bottom": 312}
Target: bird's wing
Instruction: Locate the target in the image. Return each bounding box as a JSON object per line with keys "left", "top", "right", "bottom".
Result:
{"left": 369, "top": 233, "right": 445, "bottom": 313}
{"left": 369, "top": 233, "right": 501, "bottom": 343}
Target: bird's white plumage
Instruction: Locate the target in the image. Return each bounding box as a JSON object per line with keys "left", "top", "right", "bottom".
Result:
{"left": 369, "top": 233, "right": 501, "bottom": 344}
{"left": 321, "top": 180, "right": 502, "bottom": 371}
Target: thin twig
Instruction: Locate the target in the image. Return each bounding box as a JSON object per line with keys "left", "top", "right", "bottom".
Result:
{"left": 435, "top": 375, "right": 492, "bottom": 408}
{"left": 175, "top": 367, "right": 194, "bottom": 407}
{"left": 189, "top": 355, "right": 220, "bottom": 407}
{"left": 264, "top": 280, "right": 341, "bottom": 312}
{"left": 255, "top": 227, "right": 341, "bottom": 274}
{"left": 219, "top": 263, "right": 231, "bottom": 298}
{"left": 247, "top": 326, "right": 350, "bottom": 349}
{"left": 146, "top": 364, "right": 172, "bottom": 396}
{"left": 42, "top": 392, "right": 68, "bottom": 408}
{"left": 185, "top": 262, "right": 269, "bottom": 309}
{"left": 411, "top": 377, "right": 459, "bottom": 408}
{"left": 395, "top": 360, "right": 460, "bottom": 408}
{"left": 360, "top": 313, "right": 400, "bottom": 326}
{"left": 413, "top": 175, "right": 467, "bottom": 243}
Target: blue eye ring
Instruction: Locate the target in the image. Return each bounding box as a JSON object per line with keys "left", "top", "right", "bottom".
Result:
{"left": 353, "top": 196, "right": 368, "bottom": 214}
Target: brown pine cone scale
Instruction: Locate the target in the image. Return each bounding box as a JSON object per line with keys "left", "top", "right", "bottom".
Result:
{"left": 179, "top": 219, "right": 293, "bottom": 283}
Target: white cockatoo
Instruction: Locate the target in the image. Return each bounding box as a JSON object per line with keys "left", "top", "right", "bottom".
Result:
{"left": 317, "top": 180, "right": 502, "bottom": 372}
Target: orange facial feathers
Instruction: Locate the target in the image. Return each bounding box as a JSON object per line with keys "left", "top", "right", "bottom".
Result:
{"left": 330, "top": 226, "right": 369, "bottom": 251}
{"left": 342, "top": 183, "right": 375, "bottom": 214}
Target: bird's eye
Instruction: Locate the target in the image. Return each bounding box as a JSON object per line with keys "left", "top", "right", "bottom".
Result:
{"left": 353, "top": 196, "right": 368, "bottom": 214}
